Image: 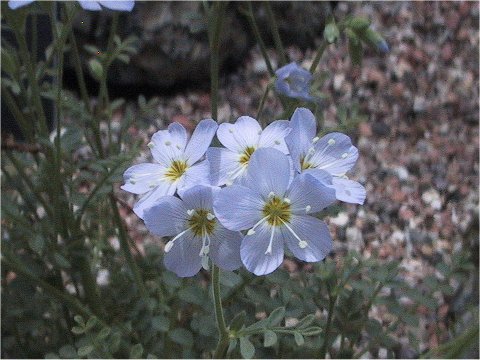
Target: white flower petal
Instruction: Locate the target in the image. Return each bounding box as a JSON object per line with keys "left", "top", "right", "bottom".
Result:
{"left": 143, "top": 196, "right": 188, "bottom": 237}
{"left": 245, "top": 148, "right": 291, "bottom": 199}
{"left": 217, "top": 116, "right": 262, "bottom": 152}
{"left": 184, "top": 119, "right": 218, "bottom": 165}
{"left": 281, "top": 215, "right": 332, "bottom": 262}
{"left": 209, "top": 225, "right": 243, "bottom": 271}
{"left": 206, "top": 147, "right": 242, "bottom": 186}
{"left": 121, "top": 163, "right": 166, "bottom": 195}
{"left": 132, "top": 181, "right": 177, "bottom": 219}
{"left": 286, "top": 172, "right": 336, "bottom": 214}
{"left": 259, "top": 120, "right": 291, "bottom": 153}
{"left": 213, "top": 185, "right": 264, "bottom": 231}
{"left": 331, "top": 177, "right": 366, "bottom": 205}
{"left": 163, "top": 230, "right": 203, "bottom": 277}
{"left": 241, "top": 222, "right": 284, "bottom": 276}
{"left": 285, "top": 108, "right": 317, "bottom": 172}
{"left": 149, "top": 123, "right": 187, "bottom": 165}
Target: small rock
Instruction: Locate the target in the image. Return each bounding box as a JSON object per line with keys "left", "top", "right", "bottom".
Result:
{"left": 346, "top": 227, "right": 364, "bottom": 252}
{"left": 413, "top": 96, "right": 427, "bottom": 113}
{"left": 330, "top": 212, "right": 349, "bottom": 227}
{"left": 422, "top": 189, "right": 442, "bottom": 210}
{"left": 333, "top": 74, "right": 345, "bottom": 91}
{"left": 393, "top": 166, "right": 410, "bottom": 181}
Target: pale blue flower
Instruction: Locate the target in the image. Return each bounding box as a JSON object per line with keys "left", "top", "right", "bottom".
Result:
{"left": 285, "top": 107, "right": 366, "bottom": 205}
{"left": 8, "top": 0, "right": 135, "bottom": 11}
{"left": 207, "top": 116, "right": 291, "bottom": 186}
{"left": 377, "top": 39, "right": 389, "bottom": 53}
{"left": 144, "top": 185, "right": 243, "bottom": 277}
{"left": 275, "top": 62, "right": 315, "bottom": 102}
{"left": 214, "top": 148, "right": 336, "bottom": 276}
{"left": 121, "top": 119, "right": 218, "bottom": 219}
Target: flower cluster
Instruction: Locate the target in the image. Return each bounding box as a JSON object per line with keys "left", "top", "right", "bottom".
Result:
{"left": 8, "top": 0, "right": 135, "bottom": 11}
{"left": 122, "top": 108, "right": 365, "bottom": 276}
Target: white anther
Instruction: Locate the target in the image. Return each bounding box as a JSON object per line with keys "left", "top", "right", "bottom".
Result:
{"left": 305, "top": 205, "right": 311, "bottom": 213}
{"left": 187, "top": 209, "right": 195, "bottom": 216}
{"left": 328, "top": 138, "right": 336, "bottom": 145}
{"left": 165, "top": 241, "right": 174, "bottom": 253}
{"left": 283, "top": 198, "right": 291, "bottom": 204}
{"left": 149, "top": 183, "right": 156, "bottom": 188}
{"left": 165, "top": 141, "right": 171, "bottom": 146}
{"left": 312, "top": 136, "right": 320, "bottom": 143}
{"left": 207, "top": 213, "right": 215, "bottom": 220}
{"left": 341, "top": 152, "right": 348, "bottom": 158}
{"left": 225, "top": 180, "right": 233, "bottom": 186}
{"left": 247, "top": 229, "right": 256, "bottom": 236}
{"left": 201, "top": 256, "right": 210, "bottom": 271}
{"left": 274, "top": 140, "right": 281, "bottom": 145}
{"left": 308, "top": 147, "right": 315, "bottom": 154}
{"left": 147, "top": 142, "right": 155, "bottom": 148}
{"left": 268, "top": 192, "right": 275, "bottom": 198}
{"left": 298, "top": 240, "right": 308, "bottom": 249}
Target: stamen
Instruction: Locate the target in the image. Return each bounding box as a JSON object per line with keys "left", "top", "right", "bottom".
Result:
{"left": 308, "top": 147, "right": 315, "bottom": 154}
{"left": 283, "top": 198, "right": 291, "bottom": 204}
{"left": 206, "top": 213, "right": 215, "bottom": 220}
{"left": 147, "top": 142, "right": 155, "bottom": 148}
{"left": 341, "top": 153, "right": 348, "bottom": 158}
{"left": 225, "top": 180, "right": 233, "bottom": 186}
{"left": 268, "top": 192, "right": 275, "bottom": 198}
{"left": 279, "top": 219, "right": 308, "bottom": 250}
{"left": 265, "top": 220, "right": 276, "bottom": 255}
{"left": 187, "top": 209, "right": 195, "bottom": 216}
{"left": 164, "top": 228, "right": 191, "bottom": 253}
{"left": 313, "top": 136, "right": 320, "bottom": 143}
{"left": 305, "top": 205, "right": 311, "bottom": 213}
{"left": 201, "top": 256, "right": 210, "bottom": 270}
{"left": 328, "top": 138, "right": 336, "bottom": 145}
{"left": 247, "top": 215, "right": 270, "bottom": 235}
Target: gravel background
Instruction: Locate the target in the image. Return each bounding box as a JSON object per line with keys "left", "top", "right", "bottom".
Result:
{"left": 118, "top": 2, "right": 479, "bottom": 355}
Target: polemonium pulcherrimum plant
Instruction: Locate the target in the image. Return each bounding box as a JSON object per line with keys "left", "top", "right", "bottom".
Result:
{"left": 207, "top": 116, "right": 290, "bottom": 186}
{"left": 8, "top": 0, "right": 135, "bottom": 11}
{"left": 143, "top": 185, "right": 243, "bottom": 277}
{"left": 214, "top": 148, "right": 337, "bottom": 275}
{"left": 286, "top": 107, "right": 366, "bottom": 205}
{"left": 274, "top": 62, "right": 315, "bottom": 102}
{"left": 121, "top": 119, "right": 218, "bottom": 218}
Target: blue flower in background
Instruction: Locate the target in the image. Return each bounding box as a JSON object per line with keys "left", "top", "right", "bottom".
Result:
{"left": 207, "top": 116, "right": 290, "bottom": 186}
{"left": 144, "top": 185, "right": 243, "bottom": 277}
{"left": 275, "top": 62, "right": 315, "bottom": 102}
{"left": 8, "top": 0, "right": 135, "bottom": 11}
{"left": 376, "top": 39, "right": 389, "bottom": 53}
{"left": 121, "top": 119, "right": 218, "bottom": 219}
{"left": 214, "top": 148, "right": 336, "bottom": 276}
{"left": 285, "top": 107, "right": 366, "bottom": 205}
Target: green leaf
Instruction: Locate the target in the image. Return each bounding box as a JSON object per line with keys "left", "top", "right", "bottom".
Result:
{"left": 77, "top": 345, "right": 94, "bottom": 357}
{"left": 59, "top": 345, "right": 77, "bottom": 359}
{"left": 348, "top": 36, "right": 363, "bottom": 66}
{"left": 28, "top": 235, "right": 44, "bottom": 255}
{"left": 85, "top": 316, "right": 98, "bottom": 331}
{"left": 229, "top": 311, "right": 246, "bottom": 332}
{"left": 151, "top": 315, "right": 169, "bottom": 332}
{"left": 295, "top": 314, "right": 316, "bottom": 329}
{"left": 178, "top": 286, "right": 207, "bottom": 306}
{"left": 300, "top": 326, "right": 322, "bottom": 336}
{"left": 324, "top": 22, "right": 340, "bottom": 43}
{"left": 348, "top": 17, "right": 371, "bottom": 32}
{"left": 169, "top": 328, "right": 193, "bottom": 347}
{"left": 294, "top": 332, "right": 305, "bottom": 346}
{"left": 239, "top": 337, "right": 255, "bottom": 359}
{"left": 263, "top": 330, "right": 277, "bottom": 347}
{"left": 71, "top": 326, "right": 84, "bottom": 335}
{"left": 88, "top": 58, "right": 103, "bottom": 81}
{"left": 97, "top": 327, "right": 111, "bottom": 340}
{"left": 227, "top": 338, "right": 238, "bottom": 356}
{"left": 129, "top": 344, "right": 143, "bottom": 359}
{"left": 54, "top": 253, "right": 71, "bottom": 269}
{"left": 267, "top": 307, "right": 285, "bottom": 327}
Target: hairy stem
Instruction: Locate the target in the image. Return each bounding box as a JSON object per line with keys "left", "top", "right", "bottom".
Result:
{"left": 212, "top": 265, "right": 230, "bottom": 358}
{"left": 264, "top": 2, "right": 287, "bottom": 65}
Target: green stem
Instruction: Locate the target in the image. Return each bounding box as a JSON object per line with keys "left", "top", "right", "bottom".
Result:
{"left": 264, "top": 2, "right": 287, "bottom": 65}
{"left": 256, "top": 82, "right": 271, "bottom": 125}
{"left": 2, "top": 252, "right": 102, "bottom": 324}
{"left": 1, "top": 85, "right": 35, "bottom": 142}
{"left": 212, "top": 265, "right": 230, "bottom": 359}
{"left": 110, "top": 195, "right": 148, "bottom": 300}
{"left": 208, "top": 1, "right": 226, "bottom": 120}
{"left": 319, "top": 286, "right": 337, "bottom": 358}
{"left": 244, "top": 2, "right": 275, "bottom": 76}
{"left": 309, "top": 40, "right": 328, "bottom": 74}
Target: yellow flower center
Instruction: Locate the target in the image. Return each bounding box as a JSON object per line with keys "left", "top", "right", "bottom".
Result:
{"left": 164, "top": 160, "right": 188, "bottom": 182}
{"left": 188, "top": 209, "right": 216, "bottom": 237}
{"left": 262, "top": 196, "right": 291, "bottom": 226}
{"left": 239, "top": 146, "right": 256, "bottom": 166}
